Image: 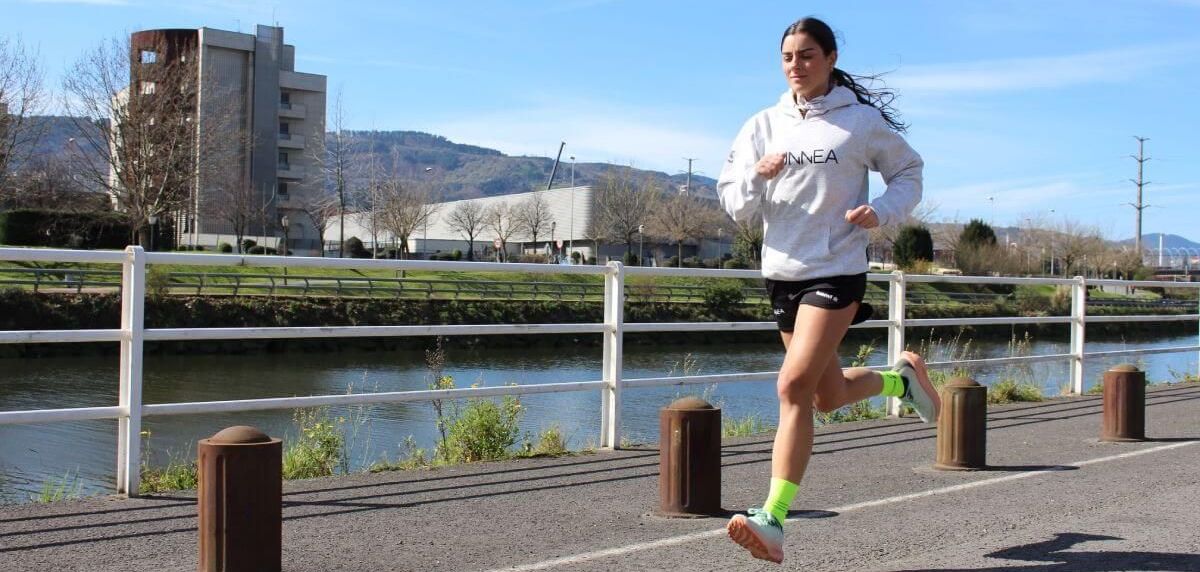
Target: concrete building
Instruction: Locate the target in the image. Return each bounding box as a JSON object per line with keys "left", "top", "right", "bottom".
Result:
{"left": 334, "top": 186, "right": 732, "bottom": 265}
{"left": 126, "top": 25, "right": 326, "bottom": 253}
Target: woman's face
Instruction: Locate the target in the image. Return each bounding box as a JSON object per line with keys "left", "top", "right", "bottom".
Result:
{"left": 781, "top": 33, "right": 837, "bottom": 99}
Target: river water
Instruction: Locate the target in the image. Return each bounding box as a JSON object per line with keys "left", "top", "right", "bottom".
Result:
{"left": 1, "top": 332, "right": 1196, "bottom": 501}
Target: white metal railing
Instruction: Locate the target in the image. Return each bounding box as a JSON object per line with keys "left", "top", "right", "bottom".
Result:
{"left": 1, "top": 246, "right": 1199, "bottom": 496}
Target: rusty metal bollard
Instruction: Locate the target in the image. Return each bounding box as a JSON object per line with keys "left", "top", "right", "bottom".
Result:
{"left": 934, "top": 377, "right": 987, "bottom": 471}
{"left": 657, "top": 396, "right": 721, "bottom": 517}
{"left": 1102, "top": 364, "right": 1146, "bottom": 442}
{"left": 198, "top": 426, "right": 282, "bottom": 572}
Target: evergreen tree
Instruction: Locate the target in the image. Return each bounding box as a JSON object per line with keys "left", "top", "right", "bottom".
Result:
{"left": 894, "top": 224, "right": 934, "bottom": 268}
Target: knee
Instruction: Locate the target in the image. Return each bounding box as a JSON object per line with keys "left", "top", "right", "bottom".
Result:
{"left": 777, "top": 370, "right": 819, "bottom": 405}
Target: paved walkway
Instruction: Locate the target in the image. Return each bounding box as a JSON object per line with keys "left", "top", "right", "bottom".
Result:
{"left": 2, "top": 383, "right": 1199, "bottom": 571}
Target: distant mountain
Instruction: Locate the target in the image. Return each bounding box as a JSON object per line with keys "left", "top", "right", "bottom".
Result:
{"left": 340, "top": 129, "right": 718, "bottom": 202}
{"left": 11, "top": 116, "right": 719, "bottom": 201}
{"left": 1119, "top": 233, "right": 1200, "bottom": 251}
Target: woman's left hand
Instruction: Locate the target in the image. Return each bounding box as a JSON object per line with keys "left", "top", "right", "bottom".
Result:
{"left": 844, "top": 205, "right": 879, "bottom": 229}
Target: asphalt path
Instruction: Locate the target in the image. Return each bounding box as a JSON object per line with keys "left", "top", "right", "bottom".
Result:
{"left": 2, "top": 383, "right": 1198, "bottom": 571}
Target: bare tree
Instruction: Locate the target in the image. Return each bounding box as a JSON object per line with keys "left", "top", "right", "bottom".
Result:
{"left": 206, "top": 180, "right": 278, "bottom": 254}
{"left": 0, "top": 37, "right": 46, "bottom": 191}
{"left": 351, "top": 148, "right": 388, "bottom": 256}
{"left": 2, "top": 154, "right": 106, "bottom": 212}
{"left": 650, "top": 190, "right": 713, "bottom": 266}
{"left": 310, "top": 87, "right": 352, "bottom": 256}
{"left": 62, "top": 36, "right": 201, "bottom": 246}
{"left": 296, "top": 191, "right": 339, "bottom": 257}
{"left": 594, "top": 169, "right": 658, "bottom": 255}
{"left": 445, "top": 200, "right": 485, "bottom": 261}
{"left": 513, "top": 192, "right": 556, "bottom": 252}
{"left": 732, "top": 218, "right": 763, "bottom": 269}
{"left": 484, "top": 201, "right": 519, "bottom": 262}
{"left": 376, "top": 175, "right": 439, "bottom": 260}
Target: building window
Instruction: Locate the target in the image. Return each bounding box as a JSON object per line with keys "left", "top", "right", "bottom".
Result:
{"left": 278, "top": 151, "right": 289, "bottom": 169}
{"left": 140, "top": 50, "right": 157, "bottom": 64}
{"left": 280, "top": 92, "right": 291, "bottom": 109}
{"left": 140, "top": 81, "right": 157, "bottom": 95}
{"left": 279, "top": 122, "right": 290, "bottom": 136}
{"left": 278, "top": 182, "right": 289, "bottom": 197}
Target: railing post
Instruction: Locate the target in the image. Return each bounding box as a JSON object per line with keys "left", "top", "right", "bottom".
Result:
{"left": 116, "top": 246, "right": 146, "bottom": 496}
{"left": 1070, "top": 276, "right": 1087, "bottom": 394}
{"left": 600, "top": 261, "right": 625, "bottom": 449}
{"left": 887, "top": 271, "right": 906, "bottom": 416}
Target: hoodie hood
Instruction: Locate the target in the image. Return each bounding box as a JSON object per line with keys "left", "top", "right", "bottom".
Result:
{"left": 776, "top": 85, "right": 859, "bottom": 118}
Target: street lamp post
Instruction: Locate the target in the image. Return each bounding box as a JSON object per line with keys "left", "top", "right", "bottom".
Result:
{"left": 550, "top": 221, "right": 556, "bottom": 263}
{"left": 281, "top": 215, "right": 290, "bottom": 286}
{"left": 717, "top": 227, "right": 724, "bottom": 261}
{"left": 147, "top": 214, "right": 158, "bottom": 252}
{"left": 637, "top": 224, "right": 644, "bottom": 267}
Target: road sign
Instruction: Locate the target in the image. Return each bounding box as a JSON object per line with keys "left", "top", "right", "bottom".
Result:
{"left": 556, "top": 240, "right": 563, "bottom": 248}
{"left": 493, "top": 238, "right": 502, "bottom": 248}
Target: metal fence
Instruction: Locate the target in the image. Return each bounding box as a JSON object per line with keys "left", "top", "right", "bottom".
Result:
{"left": 2, "top": 265, "right": 1193, "bottom": 310}
{"left": 0, "top": 246, "right": 1198, "bottom": 496}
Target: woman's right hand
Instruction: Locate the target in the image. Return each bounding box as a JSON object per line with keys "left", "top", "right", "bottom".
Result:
{"left": 755, "top": 153, "right": 786, "bottom": 179}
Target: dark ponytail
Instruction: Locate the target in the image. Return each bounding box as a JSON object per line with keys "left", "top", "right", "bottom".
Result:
{"left": 781, "top": 17, "right": 907, "bottom": 133}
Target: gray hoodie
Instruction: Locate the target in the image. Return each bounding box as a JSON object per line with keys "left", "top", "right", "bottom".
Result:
{"left": 718, "top": 85, "right": 923, "bottom": 281}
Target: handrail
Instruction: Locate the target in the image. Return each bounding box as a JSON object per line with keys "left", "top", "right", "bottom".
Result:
{"left": 0, "top": 246, "right": 1198, "bottom": 496}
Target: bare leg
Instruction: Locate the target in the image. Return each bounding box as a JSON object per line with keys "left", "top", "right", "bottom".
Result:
{"left": 781, "top": 302, "right": 883, "bottom": 414}
{"left": 813, "top": 359, "right": 883, "bottom": 413}
{"left": 771, "top": 303, "right": 857, "bottom": 483}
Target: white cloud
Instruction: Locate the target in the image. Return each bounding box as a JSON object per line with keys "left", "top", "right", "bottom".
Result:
{"left": 421, "top": 98, "right": 730, "bottom": 176}
{"left": 890, "top": 42, "right": 1200, "bottom": 95}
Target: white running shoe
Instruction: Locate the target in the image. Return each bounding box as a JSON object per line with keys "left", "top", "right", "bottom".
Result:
{"left": 727, "top": 508, "right": 785, "bottom": 564}
{"left": 897, "top": 351, "right": 941, "bottom": 423}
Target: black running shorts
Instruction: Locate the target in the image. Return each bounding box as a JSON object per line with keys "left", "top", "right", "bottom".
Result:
{"left": 764, "top": 273, "right": 872, "bottom": 333}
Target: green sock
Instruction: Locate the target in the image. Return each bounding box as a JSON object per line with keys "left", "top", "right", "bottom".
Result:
{"left": 880, "top": 370, "right": 907, "bottom": 397}
{"left": 762, "top": 477, "right": 798, "bottom": 523}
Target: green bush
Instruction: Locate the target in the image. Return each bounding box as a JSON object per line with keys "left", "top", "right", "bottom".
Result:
{"left": 140, "top": 458, "right": 198, "bottom": 493}
{"left": 959, "top": 219, "right": 997, "bottom": 249}
{"left": 987, "top": 379, "right": 1044, "bottom": 404}
{"left": 723, "top": 258, "right": 750, "bottom": 269}
{"left": 247, "top": 245, "right": 266, "bottom": 255}
{"left": 282, "top": 408, "right": 347, "bottom": 479}
{"left": 570, "top": 252, "right": 582, "bottom": 264}
{"left": 452, "top": 249, "right": 463, "bottom": 261}
{"left": 894, "top": 224, "right": 933, "bottom": 269}
{"left": 586, "top": 256, "right": 597, "bottom": 265}
{"left": 703, "top": 280, "right": 745, "bottom": 311}
{"left": 442, "top": 395, "right": 523, "bottom": 463}
{"left": 344, "top": 237, "right": 369, "bottom": 258}
{"left": 218, "top": 242, "right": 233, "bottom": 253}
{"left": 525, "top": 425, "right": 569, "bottom": 457}
{"left": 623, "top": 252, "right": 639, "bottom": 266}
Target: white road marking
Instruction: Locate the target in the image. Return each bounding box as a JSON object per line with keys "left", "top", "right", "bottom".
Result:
{"left": 487, "top": 440, "right": 1197, "bottom": 572}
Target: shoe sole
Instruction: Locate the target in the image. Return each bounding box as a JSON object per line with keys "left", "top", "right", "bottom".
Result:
{"left": 727, "top": 515, "right": 783, "bottom": 564}
{"left": 900, "top": 351, "right": 941, "bottom": 423}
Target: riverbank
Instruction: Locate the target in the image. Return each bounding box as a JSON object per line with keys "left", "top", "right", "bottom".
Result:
{"left": 0, "top": 288, "right": 1193, "bottom": 358}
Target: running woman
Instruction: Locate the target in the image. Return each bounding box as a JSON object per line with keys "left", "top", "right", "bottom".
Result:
{"left": 718, "top": 16, "right": 940, "bottom": 564}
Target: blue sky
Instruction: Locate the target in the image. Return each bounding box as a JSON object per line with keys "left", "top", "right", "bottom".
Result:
{"left": 4, "top": 0, "right": 1199, "bottom": 241}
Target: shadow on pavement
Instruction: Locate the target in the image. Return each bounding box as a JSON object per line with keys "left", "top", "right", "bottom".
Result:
{"left": 894, "top": 532, "right": 1200, "bottom": 571}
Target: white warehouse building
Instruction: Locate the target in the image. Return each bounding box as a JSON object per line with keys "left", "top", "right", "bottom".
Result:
{"left": 335, "top": 186, "right": 597, "bottom": 262}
